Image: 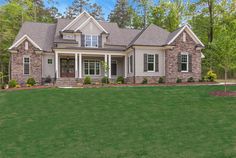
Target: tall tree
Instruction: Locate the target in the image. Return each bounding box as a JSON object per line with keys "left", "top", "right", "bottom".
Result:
{"left": 108, "top": 0, "right": 132, "bottom": 28}
{"left": 64, "top": 0, "right": 104, "bottom": 20}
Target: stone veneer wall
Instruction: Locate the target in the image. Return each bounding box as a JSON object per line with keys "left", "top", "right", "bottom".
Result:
{"left": 11, "top": 40, "right": 42, "bottom": 84}
{"left": 165, "top": 31, "right": 202, "bottom": 83}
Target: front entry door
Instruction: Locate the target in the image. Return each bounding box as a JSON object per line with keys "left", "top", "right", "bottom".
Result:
{"left": 60, "top": 58, "right": 75, "bottom": 77}
{"left": 111, "top": 60, "right": 117, "bottom": 76}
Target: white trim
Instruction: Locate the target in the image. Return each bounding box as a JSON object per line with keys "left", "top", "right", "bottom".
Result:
{"left": 79, "top": 53, "right": 82, "bottom": 78}
{"left": 167, "top": 25, "right": 204, "bottom": 47}
{"left": 124, "top": 55, "right": 127, "bottom": 78}
{"left": 61, "top": 10, "right": 90, "bottom": 31}
{"left": 147, "top": 54, "right": 155, "bottom": 72}
{"left": 85, "top": 35, "right": 98, "bottom": 48}
{"left": 23, "top": 55, "right": 30, "bottom": 75}
{"left": 74, "top": 17, "right": 108, "bottom": 34}
{"left": 108, "top": 54, "right": 111, "bottom": 78}
{"left": 9, "top": 34, "right": 42, "bottom": 50}
{"left": 128, "top": 55, "right": 133, "bottom": 73}
{"left": 83, "top": 59, "right": 101, "bottom": 76}
{"left": 180, "top": 52, "right": 189, "bottom": 72}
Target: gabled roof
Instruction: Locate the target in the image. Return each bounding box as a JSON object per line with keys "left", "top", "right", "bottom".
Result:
{"left": 166, "top": 24, "right": 204, "bottom": 47}
{"left": 9, "top": 22, "right": 56, "bottom": 51}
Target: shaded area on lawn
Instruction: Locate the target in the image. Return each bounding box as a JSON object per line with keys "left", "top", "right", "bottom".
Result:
{"left": 0, "top": 86, "right": 236, "bottom": 158}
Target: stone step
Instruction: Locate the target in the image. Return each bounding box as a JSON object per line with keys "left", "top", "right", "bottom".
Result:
{"left": 55, "top": 78, "right": 78, "bottom": 87}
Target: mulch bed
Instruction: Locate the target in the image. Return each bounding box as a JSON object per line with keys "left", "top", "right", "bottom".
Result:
{"left": 1, "top": 85, "right": 54, "bottom": 91}
{"left": 209, "top": 91, "right": 236, "bottom": 97}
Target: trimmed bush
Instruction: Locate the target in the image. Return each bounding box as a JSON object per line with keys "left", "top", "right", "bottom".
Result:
{"left": 84, "top": 76, "right": 91, "bottom": 84}
{"left": 206, "top": 70, "right": 217, "bottom": 82}
{"left": 116, "top": 76, "right": 124, "bottom": 84}
{"left": 158, "top": 77, "right": 165, "bottom": 84}
{"left": 199, "top": 76, "right": 206, "bottom": 82}
{"left": 101, "top": 76, "right": 109, "bottom": 84}
{"left": 45, "top": 76, "right": 52, "bottom": 83}
{"left": 27, "top": 77, "right": 36, "bottom": 86}
{"left": 187, "top": 77, "right": 195, "bottom": 82}
{"left": 142, "top": 78, "right": 148, "bottom": 84}
{"left": 8, "top": 80, "right": 17, "bottom": 88}
{"left": 176, "top": 78, "right": 182, "bottom": 83}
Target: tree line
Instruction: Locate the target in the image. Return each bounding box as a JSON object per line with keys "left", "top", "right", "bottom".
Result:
{"left": 0, "top": 0, "right": 236, "bottom": 81}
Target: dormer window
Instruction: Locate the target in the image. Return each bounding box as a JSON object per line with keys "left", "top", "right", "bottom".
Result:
{"left": 85, "top": 35, "right": 98, "bottom": 48}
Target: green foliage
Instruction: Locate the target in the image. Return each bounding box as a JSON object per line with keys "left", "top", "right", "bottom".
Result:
{"left": 206, "top": 70, "right": 217, "bottom": 82}
{"left": 8, "top": 79, "right": 17, "bottom": 88}
{"left": 84, "top": 76, "right": 91, "bottom": 84}
{"left": 101, "top": 76, "right": 109, "bottom": 84}
{"left": 176, "top": 78, "right": 182, "bottom": 83}
{"left": 45, "top": 76, "right": 52, "bottom": 83}
{"left": 158, "top": 77, "right": 165, "bottom": 84}
{"left": 187, "top": 77, "right": 195, "bottom": 82}
{"left": 116, "top": 76, "right": 124, "bottom": 84}
{"left": 27, "top": 77, "right": 36, "bottom": 86}
{"left": 142, "top": 77, "right": 148, "bottom": 84}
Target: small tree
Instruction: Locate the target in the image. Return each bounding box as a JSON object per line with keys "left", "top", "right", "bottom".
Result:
{"left": 211, "top": 26, "right": 236, "bottom": 92}
{"left": 101, "top": 61, "right": 110, "bottom": 84}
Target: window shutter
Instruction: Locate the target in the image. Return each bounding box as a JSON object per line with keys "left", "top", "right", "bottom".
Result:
{"left": 81, "top": 34, "right": 85, "bottom": 47}
{"left": 98, "top": 35, "right": 102, "bottom": 48}
{"left": 188, "top": 54, "right": 192, "bottom": 72}
{"left": 144, "top": 54, "right": 147, "bottom": 72}
{"left": 178, "top": 53, "right": 182, "bottom": 72}
{"left": 155, "top": 54, "right": 159, "bottom": 72}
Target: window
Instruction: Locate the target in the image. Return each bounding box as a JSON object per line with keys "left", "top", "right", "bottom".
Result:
{"left": 63, "top": 34, "right": 74, "bottom": 40}
{"left": 181, "top": 54, "right": 188, "bottom": 72}
{"left": 48, "top": 59, "right": 53, "bottom": 64}
{"left": 84, "top": 60, "right": 100, "bottom": 75}
{"left": 25, "top": 41, "right": 28, "bottom": 50}
{"left": 147, "top": 54, "right": 155, "bottom": 71}
{"left": 129, "top": 55, "right": 133, "bottom": 73}
{"left": 23, "top": 57, "right": 30, "bottom": 75}
{"left": 85, "top": 35, "right": 98, "bottom": 47}
{"left": 183, "top": 32, "right": 186, "bottom": 42}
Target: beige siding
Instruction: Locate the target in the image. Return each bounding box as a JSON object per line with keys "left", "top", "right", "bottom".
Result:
{"left": 81, "top": 21, "right": 102, "bottom": 35}
{"left": 135, "top": 48, "right": 165, "bottom": 77}
{"left": 42, "top": 54, "right": 55, "bottom": 78}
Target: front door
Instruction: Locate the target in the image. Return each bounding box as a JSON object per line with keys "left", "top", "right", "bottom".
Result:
{"left": 111, "top": 60, "right": 117, "bottom": 76}
{"left": 60, "top": 58, "right": 75, "bottom": 77}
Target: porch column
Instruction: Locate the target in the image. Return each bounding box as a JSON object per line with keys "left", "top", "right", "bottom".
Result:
{"left": 104, "top": 54, "right": 107, "bottom": 77}
{"left": 75, "top": 53, "right": 78, "bottom": 78}
{"left": 108, "top": 54, "right": 111, "bottom": 79}
{"left": 124, "top": 55, "right": 127, "bottom": 78}
{"left": 79, "top": 53, "right": 82, "bottom": 78}
{"left": 55, "top": 52, "right": 59, "bottom": 78}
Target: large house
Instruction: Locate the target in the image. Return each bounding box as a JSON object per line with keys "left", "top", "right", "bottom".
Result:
{"left": 9, "top": 11, "right": 204, "bottom": 86}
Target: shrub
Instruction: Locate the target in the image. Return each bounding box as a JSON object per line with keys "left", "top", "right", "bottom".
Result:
{"left": 8, "top": 80, "right": 17, "bottom": 88}
{"left": 187, "top": 77, "right": 195, "bottom": 82}
{"left": 176, "top": 78, "right": 182, "bottom": 83}
{"left": 101, "top": 76, "right": 109, "bottom": 84}
{"left": 158, "top": 77, "right": 165, "bottom": 84}
{"left": 199, "top": 76, "right": 206, "bottom": 82}
{"left": 45, "top": 76, "right": 52, "bottom": 83}
{"left": 27, "top": 77, "right": 36, "bottom": 86}
{"left": 142, "top": 77, "right": 148, "bottom": 84}
{"left": 84, "top": 76, "right": 91, "bottom": 84}
{"left": 16, "top": 84, "right": 21, "bottom": 88}
{"left": 206, "top": 70, "right": 217, "bottom": 82}
{"left": 116, "top": 76, "right": 124, "bottom": 84}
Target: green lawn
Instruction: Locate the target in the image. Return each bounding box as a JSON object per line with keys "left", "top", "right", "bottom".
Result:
{"left": 1, "top": 86, "right": 236, "bottom": 158}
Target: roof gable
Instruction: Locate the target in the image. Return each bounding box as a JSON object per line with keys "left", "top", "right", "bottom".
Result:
{"left": 167, "top": 25, "right": 204, "bottom": 47}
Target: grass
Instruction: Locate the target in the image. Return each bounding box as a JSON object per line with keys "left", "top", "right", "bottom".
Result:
{"left": 0, "top": 85, "right": 236, "bottom": 158}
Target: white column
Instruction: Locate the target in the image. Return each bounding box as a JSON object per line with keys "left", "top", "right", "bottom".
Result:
{"left": 104, "top": 54, "right": 107, "bottom": 77}
{"left": 79, "top": 53, "right": 82, "bottom": 78}
{"left": 75, "top": 53, "right": 78, "bottom": 78}
{"left": 124, "top": 55, "right": 127, "bottom": 78}
{"left": 108, "top": 54, "right": 111, "bottom": 79}
{"left": 55, "top": 52, "right": 59, "bottom": 78}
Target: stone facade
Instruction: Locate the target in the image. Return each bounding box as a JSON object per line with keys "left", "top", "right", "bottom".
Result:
{"left": 11, "top": 40, "right": 42, "bottom": 84}
{"left": 165, "top": 31, "right": 202, "bottom": 83}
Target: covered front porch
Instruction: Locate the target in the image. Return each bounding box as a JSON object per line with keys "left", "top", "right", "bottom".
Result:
{"left": 55, "top": 51, "right": 128, "bottom": 82}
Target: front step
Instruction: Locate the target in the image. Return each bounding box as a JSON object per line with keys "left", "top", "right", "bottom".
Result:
{"left": 55, "top": 78, "right": 78, "bottom": 87}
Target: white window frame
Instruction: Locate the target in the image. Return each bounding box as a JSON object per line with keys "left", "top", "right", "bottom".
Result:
{"left": 128, "top": 55, "right": 133, "bottom": 73}
{"left": 25, "top": 41, "right": 28, "bottom": 50}
{"left": 147, "top": 54, "right": 155, "bottom": 72}
{"left": 85, "top": 35, "right": 98, "bottom": 48}
{"left": 23, "top": 56, "right": 30, "bottom": 75}
{"left": 83, "top": 59, "right": 101, "bottom": 76}
{"left": 181, "top": 52, "right": 189, "bottom": 72}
